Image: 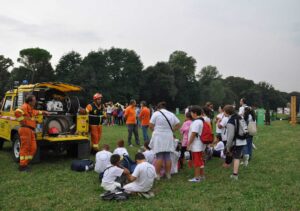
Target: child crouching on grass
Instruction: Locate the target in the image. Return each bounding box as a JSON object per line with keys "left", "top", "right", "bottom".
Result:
{"left": 101, "top": 154, "right": 130, "bottom": 191}
{"left": 124, "top": 153, "right": 156, "bottom": 198}
{"left": 187, "top": 105, "right": 206, "bottom": 182}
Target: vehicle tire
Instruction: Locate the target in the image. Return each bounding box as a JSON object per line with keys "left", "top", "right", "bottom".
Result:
{"left": 11, "top": 134, "right": 41, "bottom": 163}
{"left": 12, "top": 134, "right": 21, "bottom": 162}
{"left": 77, "top": 141, "right": 90, "bottom": 159}
{"left": 67, "top": 143, "right": 78, "bottom": 157}
{"left": 0, "top": 139, "right": 4, "bottom": 150}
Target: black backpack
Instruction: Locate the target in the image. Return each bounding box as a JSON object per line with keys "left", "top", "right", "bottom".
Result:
{"left": 228, "top": 114, "right": 249, "bottom": 140}
{"left": 71, "top": 159, "right": 94, "bottom": 172}
{"left": 101, "top": 188, "right": 129, "bottom": 201}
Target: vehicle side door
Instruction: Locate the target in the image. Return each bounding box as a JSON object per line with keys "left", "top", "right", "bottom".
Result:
{"left": 0, "top": 95, "right": 13, "bottom": 140}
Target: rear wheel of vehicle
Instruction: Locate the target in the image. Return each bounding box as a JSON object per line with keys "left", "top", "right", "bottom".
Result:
{"left": 0, "top": 139, "right": 4, "bottom": 150}
{"left": 77, "top": 141, "right": 90, "bottom": 159}
{"left": 12, "top": 134, "right": 20, "bottom": 162}
{"left": 11, "top": 134, "right": 41, "bottom": 163}
{"left": 67, "top": 144, "right": 78, "bottom": 157}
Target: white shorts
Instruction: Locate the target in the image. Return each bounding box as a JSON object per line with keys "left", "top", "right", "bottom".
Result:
{"left": 101, "top": 182, "right": 121, "bottom": 191}
{"left": 123, "top": 182, "right": 150, "bottom": 193}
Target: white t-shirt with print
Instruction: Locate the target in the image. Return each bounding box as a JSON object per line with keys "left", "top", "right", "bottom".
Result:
{"left": 188, "top": 119, "right": 205, "bottom": 152}
{"left": 124, "top": 161, "right": 156, "bottom": 193}
{"left": 101, "top": 165, "right": 124, "bottom": 184}
{"left": 113, "top": 147, "right": 129, "bottom": 156}
{"left": 94, "top": 150, "right": 112, "bottom": 173}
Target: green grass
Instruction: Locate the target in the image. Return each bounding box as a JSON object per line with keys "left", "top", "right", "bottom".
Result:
{"left": 0, "top": 118, "right": 300, "bottom": 211}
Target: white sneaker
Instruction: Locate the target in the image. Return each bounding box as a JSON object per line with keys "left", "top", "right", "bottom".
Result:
{"left": 188, "top": 178, "right": 201, "bottom": 182}
{"left": 166, "top": 173, "right": 171, "bottom": 179}
{"left": 129, "top": 144, "right": 134, "bottom": 147}
{"left": 155, "top": 175, "right": 160, "bottom": 181}
{"left": 230, "top": 174, "right": 238, "bottom": 180}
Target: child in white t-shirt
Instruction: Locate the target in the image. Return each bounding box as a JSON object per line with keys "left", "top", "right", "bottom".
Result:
{"left": 101, "top": 154, "right": 130, "bottom": 191}
{"left": 187, "top": 106, "right": 206, "bottom": 182}
{"left": 94, "top": 144, "right": 112, "bottom": 174}
{"left": 207, "top": 139, "right": 225, "bottom": 159}
{"left": 113, "top": 139, "right": 129, "bottom": 156}
{"left": 124, "top": 153, "right": 156, "bottom": 196}
{"left": 142, "top": 141, "right": 155, "bottom": 164}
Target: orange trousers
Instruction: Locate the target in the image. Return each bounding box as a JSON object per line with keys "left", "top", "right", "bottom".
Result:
{"left": 90, "top": 125, "right": 102, "bottom": 150}
{"left": 18, "top": 127, "right": 36, "bottom": 167}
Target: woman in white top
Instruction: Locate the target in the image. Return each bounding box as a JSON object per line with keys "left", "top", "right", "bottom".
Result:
{"left": 149, "top": 102, "right": 180, "bottom": 179}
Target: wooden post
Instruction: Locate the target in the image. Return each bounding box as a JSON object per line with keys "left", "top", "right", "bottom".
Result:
{"left": 290, "top": 96, "right": 297, "bottom": 125}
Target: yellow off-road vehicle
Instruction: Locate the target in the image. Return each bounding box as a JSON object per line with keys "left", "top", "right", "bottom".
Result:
{"left": 0, "top": 82, "right": 90, "bottom": 162}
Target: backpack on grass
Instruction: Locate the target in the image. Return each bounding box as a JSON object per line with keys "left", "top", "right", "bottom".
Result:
{"left": 71, "top": 159, "right": 94, "bottom": 172}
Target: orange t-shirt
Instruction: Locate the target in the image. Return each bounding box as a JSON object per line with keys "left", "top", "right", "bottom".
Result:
{"left": 139, "top": 107, "right": 150, "bottom": 126}
{"left": 124, "top": 105, "right": 136, "bottom": 124}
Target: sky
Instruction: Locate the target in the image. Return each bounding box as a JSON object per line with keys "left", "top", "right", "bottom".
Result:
{"left": 0, "top": 0, "right": 299, "bottom": 92}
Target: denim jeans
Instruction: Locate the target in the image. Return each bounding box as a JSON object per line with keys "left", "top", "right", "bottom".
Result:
{"left": 141, "top": 125, "right": 149, "bottom": 142}
{"left": 127, "top": 124, "right": 140, "bottom": 145}
{"left": 243, "top": 136, "right": 253, "bottom": 157}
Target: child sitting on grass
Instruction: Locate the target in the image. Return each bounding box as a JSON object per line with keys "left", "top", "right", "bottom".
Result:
{"left": 207, "top": 136, "right": 225, "bottom": 159}
{"left": 124, "top": 153, "right": 156, "bottom": 198}
{"left": 142, "top": 141, "right": 155, "bottom": 164}
{"left": 101, "top": 154, "right": 130, "bottom": 191}
{"left": 113, "top": 139, "right": 129, "bottom": 156}
{"left": 94, "top": 144, "right": 112, "bottom": 174}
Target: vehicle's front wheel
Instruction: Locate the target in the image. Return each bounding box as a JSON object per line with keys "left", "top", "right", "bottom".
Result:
{"left": 12, "top": 134, "right": 20, "bottom": 162}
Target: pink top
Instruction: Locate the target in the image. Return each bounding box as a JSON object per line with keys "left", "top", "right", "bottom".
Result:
{"left": 180, "top": 120, "right": 192, "bottom": 147}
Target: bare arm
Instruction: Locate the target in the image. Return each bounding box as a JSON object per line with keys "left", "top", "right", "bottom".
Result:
{"left": 149, "top": 123, "right": 155, "bottom": 131}
{"left": 173, "top": 123, "right": 180, "bottom": 131}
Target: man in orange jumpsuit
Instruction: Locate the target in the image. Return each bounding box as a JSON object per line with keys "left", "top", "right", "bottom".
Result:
{"left": 15, "top": 95, "right": 49, "bottom": 171}
{"left": 86, "top": 93, "right": 104, "bottom": 153}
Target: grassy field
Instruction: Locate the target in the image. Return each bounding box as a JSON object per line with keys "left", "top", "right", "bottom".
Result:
{"left": 0, "top": 118, "right": 300, "bottom": 211}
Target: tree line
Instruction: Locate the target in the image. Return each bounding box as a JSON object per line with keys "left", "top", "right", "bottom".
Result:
{"left": 0, "top": 47, "right": 299, "bottom": 110}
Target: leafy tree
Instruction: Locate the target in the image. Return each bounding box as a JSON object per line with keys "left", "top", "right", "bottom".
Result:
{"left": 17, "top": 48, "right": 55, "bottom": 83}
{"left": 0, "top": 55, "right": 13, "bottom": 98}
{"left": 168, "top": 51, "right": 197, "bottom": 108}
{"left": 104, "top": 47, "right": 143, "bottom": 103}
{"left": 55, "top": 51, "right": 82, "bottom": 83}
{"left": 73, "top": 50, "right": 108, "bottom": 105}
{"left": 197, "top": 65, "right": 222, "bottom": 85}
{"left": 140, "top": 62, "right": 177, "bottom": 107}
{"left": 197, "top": 65, "right": 222, "bottom": 105}
{"left": 207, "top": 79, "right": 226, "bottom": 107}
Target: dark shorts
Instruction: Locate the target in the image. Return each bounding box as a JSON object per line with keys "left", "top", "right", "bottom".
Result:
{"left": 232, "top": 145, "right": 244, "bottom": 159}
{"left": 156, "top": 152, "right": 171, "bottom": 161}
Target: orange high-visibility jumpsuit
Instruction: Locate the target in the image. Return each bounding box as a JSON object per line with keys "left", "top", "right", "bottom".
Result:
{"left": 15, "top": 103, "right": 44, "bottom": 167}
{"left": 86, "top": 103, "right": 103, "bottom": 151}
